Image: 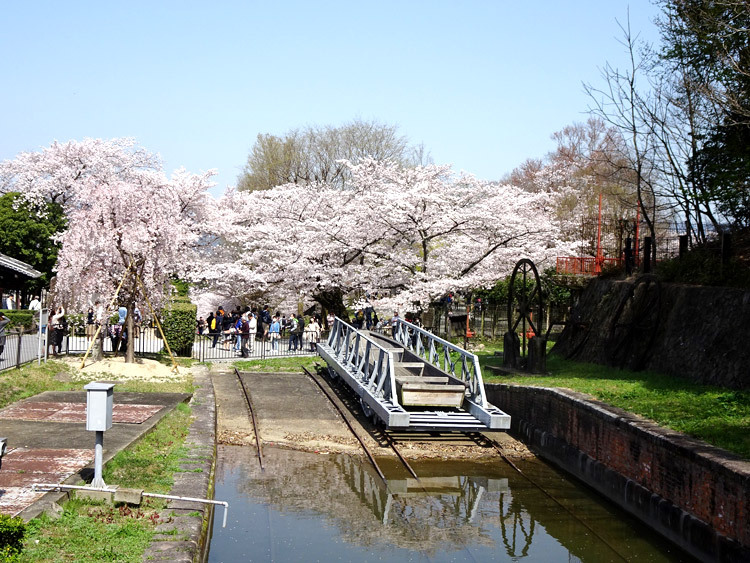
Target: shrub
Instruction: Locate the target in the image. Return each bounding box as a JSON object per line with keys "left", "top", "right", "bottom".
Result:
{"left": 161, "top": 299, "right": 197, "bottom": 356}
{"left": 0, "top": 514, "right": 25, "bottom": 558}
{"left": 0, "top": 310, "right": 34, "bottom": 331}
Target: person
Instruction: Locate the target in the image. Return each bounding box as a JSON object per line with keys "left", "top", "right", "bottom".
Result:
{"left": 255, "top": 309, "right": 265, "bottom": 349}
{"left": 221, "top": 310, "right": 234, "bottom": 349}
{"left": 261, "top": 306, "right": 272, "bottom": 337}
{"left": 205, "top": 312, "right": 214, "bottom": 337}
{"left": 305, "top": 316, "right": 321, "bottom": 352}
{"left": 28, "top": 296, "right": 41, "bottom": 312}
{"left": 239, "top": 313, "right": 251, "bottom": 358}
{"left": 248, "top": 312, "right": 258, "bottom": 354}
{"left": 391, "top": 311, "right": 400, "bottom": 337}
{"left": 288, "top": 314, "right": 299, "bottom": 351}
{"left": 268, "top": 315, "right": 281, "bottom": 351}
{"left": 326, "top": 312, "right": 335, "bottom": 330}
{"left": 0, "top": 312, "right": 10, "bottom": 362}
{"left": 85, "top": 306, "right": 96, "bottom": 338}
{"left": 212, "top": 309, "right": 224, "bottom": 348}
{"left": 133, "top": 305, "right": 142, "bottom": 338}
{"left": 50, "top": 306, "right": 66, "bottom": 356}
{"left": 197, "top": 316, "right": 208, "bottom": 335}
{"left": 233, "top": 312, "right": 243, "bottom": 353}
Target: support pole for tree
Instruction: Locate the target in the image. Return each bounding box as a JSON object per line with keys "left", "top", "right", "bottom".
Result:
{"left": 80, "top": 264, "right": 133, "bottom": 370}
{"left": 133, "top": 272, "right": 179, "bottom": 374}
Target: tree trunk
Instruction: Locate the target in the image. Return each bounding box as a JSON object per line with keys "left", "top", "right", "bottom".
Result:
{"left": 313, "top": 288, "right": 349, "bottom": 322}
{"left": 125, "top": 302, "right": 135, "bottom": 363}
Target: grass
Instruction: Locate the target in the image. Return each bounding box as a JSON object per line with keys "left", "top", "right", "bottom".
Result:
{"left": 234, "top": 355, "right": 319, "bottom": 373}
{"left": 0, "top": 359, "right": 194, "bottom": 406}
{"left": 19, "top": 403, "right": 193, "bottom": 562}
{"left": 0, "top": 361, "right": 80, "bottom": 409}
{"left": 476, "top": 348, "right": 750, "bottom": 460}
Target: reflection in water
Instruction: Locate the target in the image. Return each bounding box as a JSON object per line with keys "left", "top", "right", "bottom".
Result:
{"left": 209, "top": 446, "right": 688, "bottom": 562}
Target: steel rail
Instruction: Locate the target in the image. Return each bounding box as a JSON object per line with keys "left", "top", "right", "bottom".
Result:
{"left": 301, "top": 366, "right": 388, "bottom": 484}
{"left": 382, "top": 433, "right": 419, "bottom": 481}
{"left": 234, "top": 367, "right": 265, "bottom": 472}
{"left": 482, "top": 434, "right": 628, "bottom": 562}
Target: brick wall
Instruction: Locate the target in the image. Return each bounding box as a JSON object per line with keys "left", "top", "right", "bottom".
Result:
{"left": 487, "top": 384, "right": 750, "bottom": 562}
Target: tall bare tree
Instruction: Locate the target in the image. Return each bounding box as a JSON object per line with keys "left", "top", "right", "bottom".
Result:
{"left": 238, "top": 118, "right": 430, "bottom": 191}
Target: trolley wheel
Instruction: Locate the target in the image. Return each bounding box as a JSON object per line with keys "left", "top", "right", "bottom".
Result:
{"left": 360, "top": 397, "right": 374, "bottom": 418}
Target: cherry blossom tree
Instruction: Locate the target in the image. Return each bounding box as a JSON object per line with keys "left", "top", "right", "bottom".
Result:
{"left": 199, "top": 159, "right": 574, "bottom": 316}
{"left": 1, "top": 138, "right": 216, "bottom": 362}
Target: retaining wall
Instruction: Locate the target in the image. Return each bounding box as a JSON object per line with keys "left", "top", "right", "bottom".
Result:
{"left": 486, "top": 383, "right": 750, "bottom": 562}
{"left": 552, "top": 279, "right": 750, "bottom": 389}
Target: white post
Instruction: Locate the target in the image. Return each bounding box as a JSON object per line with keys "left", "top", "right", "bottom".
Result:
{"left": 91, "top": 431, "right": 106, "bottom": 488}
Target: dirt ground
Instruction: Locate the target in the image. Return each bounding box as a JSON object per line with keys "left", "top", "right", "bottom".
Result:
{"left": 57, "top": 356, "right": 187, "bottom": 384}
{"left": 214, "top": 368, "right": 535, "bottom": 461}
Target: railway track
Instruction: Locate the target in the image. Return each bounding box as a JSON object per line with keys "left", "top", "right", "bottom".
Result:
{"left": 301, "top": 366, "right": 418, "bottom": 482}
{"left": 234, "top": 367, "right": 264, "bottom": 471}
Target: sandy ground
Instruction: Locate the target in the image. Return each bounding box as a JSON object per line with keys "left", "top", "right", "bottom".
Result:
{"left": 215, "top": 368, "right": 535, "bottom": 461}
{"left": 58, "top": 356, "right": 188, "bottom": 384}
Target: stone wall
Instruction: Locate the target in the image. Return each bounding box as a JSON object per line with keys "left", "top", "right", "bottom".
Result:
{"left": 486, "top": 383, "right": 750, "bottom": 562}
{"left": 552, "top": 278, "right": 750, "bottom": 389}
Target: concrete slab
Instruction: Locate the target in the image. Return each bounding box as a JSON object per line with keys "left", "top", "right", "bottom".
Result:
{"left": 0, "top": 402, "right": 163, "bottom": 424}
{"left": 0, "top": 391, "right": 190, "bottom": 518}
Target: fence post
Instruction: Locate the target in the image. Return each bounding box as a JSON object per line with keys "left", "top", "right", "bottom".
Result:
{"left": 15, "top": 329, "right": 23, "bottom": 369}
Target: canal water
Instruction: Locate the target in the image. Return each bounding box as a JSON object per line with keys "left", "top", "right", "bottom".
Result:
{"left": 208, "top": 445, "right": 690, "bottom": 562}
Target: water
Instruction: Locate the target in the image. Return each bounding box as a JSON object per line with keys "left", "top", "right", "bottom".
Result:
{"left": 208, "top": 445, "right": 691, "bottom": 562}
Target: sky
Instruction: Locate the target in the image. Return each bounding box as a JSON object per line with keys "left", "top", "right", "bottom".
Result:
{"left": 0, "top": 1, "right": 662, "bottom": 196}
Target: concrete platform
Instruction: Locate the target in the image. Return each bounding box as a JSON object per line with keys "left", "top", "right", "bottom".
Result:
{"left": 0, "top": 390, "right": 190, "bottom": 518}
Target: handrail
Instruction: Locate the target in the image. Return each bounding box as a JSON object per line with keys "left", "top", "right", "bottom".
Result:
{"left": 326, "top": 317, "right": 400, "bottom": 408}
{"left": 392, "top": 318, "right": 489, "bottom": 408}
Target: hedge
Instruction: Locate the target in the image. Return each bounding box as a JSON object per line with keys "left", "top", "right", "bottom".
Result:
{"left": 0, "top": 310, "right": 35, "bottom": 331}
{"left": 0, "top": 514, "right": 25, "bottom": 559}
{"left": 161, "top": 299, "right": 197, "bottom": 356}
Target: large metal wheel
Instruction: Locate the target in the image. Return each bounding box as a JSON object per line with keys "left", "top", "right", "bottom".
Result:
{"left": 507, "top": 259, "right": 544, "bottom": 357}
{"left": 607, "top": 274, "right": 661, "bottom": 369}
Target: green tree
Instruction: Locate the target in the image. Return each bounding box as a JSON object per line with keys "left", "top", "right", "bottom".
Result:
{"left": 657, "top": 0, "right": 750, "bottom": 232}
{"left": 0, "top": 192, "right": 66, "bottom": 291}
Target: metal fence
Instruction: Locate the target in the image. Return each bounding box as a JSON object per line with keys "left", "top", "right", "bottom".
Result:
{"left": 0, "top": 325, "right": 326, "bottom": 373}
{"left": 65, "top": 326, "right": 327, "bottom": 362}
{"left": 423, "top": 303, "right": 570, "bottom": 342}
{"left": 193, "top": 329, "right": 328, "bottom": 361}
{"left": 0, "top": 329, "right": 42, "bottom": 371}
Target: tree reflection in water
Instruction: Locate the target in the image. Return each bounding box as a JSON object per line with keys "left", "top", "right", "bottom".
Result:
{"left": 213, "top": 445, "right": 681, "bottom": 562}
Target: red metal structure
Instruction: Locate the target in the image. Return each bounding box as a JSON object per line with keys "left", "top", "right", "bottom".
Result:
{"left": 556, "top": 197, "right": 642, "bottom": 276}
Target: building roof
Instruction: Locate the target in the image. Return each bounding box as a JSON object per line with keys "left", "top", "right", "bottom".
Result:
{"left": 0, "top": 252, "right": 42, "bottom": 279}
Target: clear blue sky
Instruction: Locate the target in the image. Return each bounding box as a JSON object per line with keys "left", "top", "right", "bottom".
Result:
{"left": 1, "top": 1, "right": 661, "bottom": 196}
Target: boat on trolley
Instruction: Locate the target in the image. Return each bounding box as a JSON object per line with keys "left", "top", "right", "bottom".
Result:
{"left": 317, "top": 317, "right": 511, "bottom": 432}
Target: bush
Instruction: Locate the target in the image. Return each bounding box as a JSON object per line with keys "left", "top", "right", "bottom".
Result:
{"left": 0, "top": 514, "right": 25, "bottom": 558}
{"left": 0, "top": 310, "right": 34, "bottom": 331}
{"left": 161, "top": 299, "right": 197, "bottom": 356}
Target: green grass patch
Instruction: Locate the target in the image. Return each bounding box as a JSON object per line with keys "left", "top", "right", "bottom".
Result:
{"left": 234, "top": 355, "right": 319, "bottom": 373}
{"left": 103, "top": 402, "right": 191, "bottom": 492}
{"left": 0, "top": 361, "right": 80, "bottom": 409}
{"left": 20, "top": 402, "right": 193, "bottom": 561}
{"left": 478, "top": 351, "right": 750, "bottom": 459}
